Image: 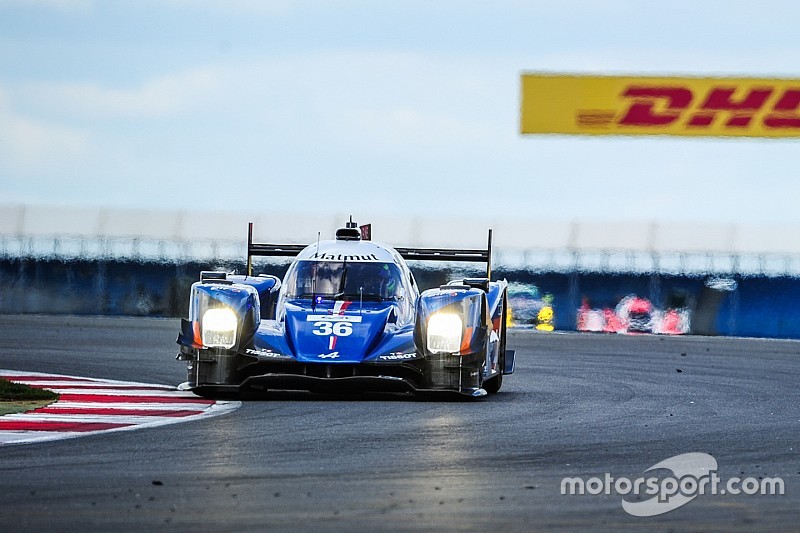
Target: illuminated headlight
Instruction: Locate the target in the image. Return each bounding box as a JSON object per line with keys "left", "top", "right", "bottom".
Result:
{"left": 427, "top": 312, "right": 463, "bottom": 354}
{"left": 202, "top": 308, "right": 238, "bottom": 349}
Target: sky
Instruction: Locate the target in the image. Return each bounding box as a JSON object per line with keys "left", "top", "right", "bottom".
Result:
{"left": 1, "top": 0, "right": 800, "bottom": 224}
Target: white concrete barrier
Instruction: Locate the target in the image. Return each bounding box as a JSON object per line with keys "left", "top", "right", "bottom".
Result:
{"left": 2, "top": 203, "right": 800, "bottom": 275}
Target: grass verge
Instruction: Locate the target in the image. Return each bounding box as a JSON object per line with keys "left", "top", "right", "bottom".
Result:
{"left": 0, "top": 378, "right": 59, "bottom": 416}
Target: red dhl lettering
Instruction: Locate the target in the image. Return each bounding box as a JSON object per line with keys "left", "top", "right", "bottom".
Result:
{"left": 765, "top": 89, "right": 800, "bottom": 128}
{"left": 619, "top": 86, "right": 692, "bottom": 126}
{"left": 616, "top": 85, "right": 800, "bottom": 129}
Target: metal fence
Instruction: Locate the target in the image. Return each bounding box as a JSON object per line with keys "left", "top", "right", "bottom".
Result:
{"left": 2, "top": 203, "right": 800, "bottom": 277}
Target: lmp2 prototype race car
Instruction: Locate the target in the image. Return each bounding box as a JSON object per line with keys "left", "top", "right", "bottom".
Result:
{"left": 176, "top": 219, "right": 515, "bottom": 398}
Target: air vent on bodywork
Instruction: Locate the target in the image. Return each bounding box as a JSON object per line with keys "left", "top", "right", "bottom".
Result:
{"left": 335, "top": 227, "right": 361, "bottom": 240}
{"left": 335, "top": 216, "right": 362, "bottom": 241}
{"left": 461, "top": 278, "right": 490, "bottom": 292}
{"left": 440, "top": 284, "right": 470, "bottom": 290}
{"left": 200, "top": 271, "right": 229, "bottom": 282}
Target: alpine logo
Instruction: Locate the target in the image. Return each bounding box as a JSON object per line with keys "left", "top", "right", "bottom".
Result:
{"left": 318, "top": 352, "right": 340, "bottom": 359}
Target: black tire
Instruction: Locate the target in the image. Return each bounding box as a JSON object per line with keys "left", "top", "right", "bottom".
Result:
{"left": 483, "top": 293, "right": 507, "bottom": 394}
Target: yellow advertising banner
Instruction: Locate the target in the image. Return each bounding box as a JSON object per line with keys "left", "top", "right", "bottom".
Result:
{"left": 520, "top": 73, "right": 800, "bottom": 137}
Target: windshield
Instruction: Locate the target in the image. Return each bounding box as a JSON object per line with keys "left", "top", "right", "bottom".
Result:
{"left": 284, "top": 260, "right": 404, "bottom": 301}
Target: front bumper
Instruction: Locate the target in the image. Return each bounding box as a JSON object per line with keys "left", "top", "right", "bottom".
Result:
{"left": 188, "top": 374, "right": 487, "bottom": 399}
{"left": 178, "top": 346, "right": 487, "bottom": 398}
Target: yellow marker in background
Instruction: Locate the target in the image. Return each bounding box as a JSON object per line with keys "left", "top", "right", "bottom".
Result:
{"left": 536, "top": 306, "right": 555, "bottom": 332}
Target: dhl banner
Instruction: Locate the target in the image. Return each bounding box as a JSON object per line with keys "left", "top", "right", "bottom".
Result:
{"left": 520, "top": 73, "right": 800, "bottom": 138}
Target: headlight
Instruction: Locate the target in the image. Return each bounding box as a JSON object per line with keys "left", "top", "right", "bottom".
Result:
{"left": 202, "top": 308, "right": 238, "bottom": 349}
{"left": 427, "top": 312, "right": 463, "bottom": 354}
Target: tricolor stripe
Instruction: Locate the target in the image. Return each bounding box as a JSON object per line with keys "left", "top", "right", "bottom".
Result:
{"left": 333, "top": 300, "right": 352, "bottom": 315}
{"left": 0, "top": 370, "right": 239, "bottom": 446}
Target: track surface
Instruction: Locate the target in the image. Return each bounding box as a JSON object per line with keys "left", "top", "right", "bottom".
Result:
{"left": 0, "top": 315, "right": 798, "bottom": 531}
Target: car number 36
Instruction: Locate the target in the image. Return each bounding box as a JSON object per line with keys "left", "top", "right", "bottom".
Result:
{"left": 312, "top": 321, "right": 353, "bottom": 337}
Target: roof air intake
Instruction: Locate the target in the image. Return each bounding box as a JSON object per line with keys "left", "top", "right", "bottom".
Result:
{"left": 335, "top": 216, "right": 361, "bottom": 241}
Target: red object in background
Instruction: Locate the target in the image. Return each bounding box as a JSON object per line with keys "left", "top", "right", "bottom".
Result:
{"left": 629, "top": 297, "right": 652, "bottom": 314}
{"left": 603, "top": 308, "right": 623, "bottom": 333}
{"left": 576, "top": 299, "right": 589, "bottom": 330}
{"left": 661, "top": 309, "right": 683, "bottom": 335}
{"left": 359, "top": 224, "right": 372, "bottom": 240}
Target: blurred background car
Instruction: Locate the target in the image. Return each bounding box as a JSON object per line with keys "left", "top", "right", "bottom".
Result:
{"left": 506, "top": 282, "right": 555, "bottom": 331}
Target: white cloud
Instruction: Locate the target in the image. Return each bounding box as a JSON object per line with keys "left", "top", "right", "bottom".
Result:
{"left": 212, "top": 50, "right": 516, "bottom": 154}
{"left": 15, "top": 50, "right": 514, "bottom": 151}
{"left": 0, "top": 86, "right": 89, "bottom": 170}
{"left": 19, "top": 66, "right": 226, "bottom": 119}
{"left": 347, "top": 106, "right": 506, "bottom": 153}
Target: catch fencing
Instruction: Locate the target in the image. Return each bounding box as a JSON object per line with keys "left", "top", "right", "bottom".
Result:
{"left": 2, "top": 203, "right": 800, "bottom": 276}
{"left": 2, "top": 204, "right": 800, "bottom": 338}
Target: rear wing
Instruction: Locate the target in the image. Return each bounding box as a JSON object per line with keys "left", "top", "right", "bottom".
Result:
{"left": 246, "top": 223, "right": 305, "bottom": 276}
{"left": 246, "top": 223, "right": 493, "bottom": 280}
{"left": 395, "top": 229, "right": 492, "bottom": 280}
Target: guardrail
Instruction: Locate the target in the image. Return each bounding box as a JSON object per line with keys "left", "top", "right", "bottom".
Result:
{"left": 2, "top": 203, "right": 800, "bottom": 276}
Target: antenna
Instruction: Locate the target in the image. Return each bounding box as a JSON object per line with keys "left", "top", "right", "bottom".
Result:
{"left": 247, "top": 222, "right": 253, "bottom": 276}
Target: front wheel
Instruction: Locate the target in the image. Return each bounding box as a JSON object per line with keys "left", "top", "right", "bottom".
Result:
{"left": 483, "top": 295, "right": 508, "bottom": 394}
{"left": 483, "top": 347, "right": 504, "bottom": 393}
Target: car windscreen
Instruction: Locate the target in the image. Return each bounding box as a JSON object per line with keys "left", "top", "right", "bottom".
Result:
{"left": 284, "top": 260, "right": 404, "bottom": 301}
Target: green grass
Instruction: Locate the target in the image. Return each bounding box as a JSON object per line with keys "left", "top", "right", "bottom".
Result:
{"left": 0, "top": 378, "right": 58, "bottom": 415}
{"left": 0, "top": 378, "right": 58, "bottom": 401}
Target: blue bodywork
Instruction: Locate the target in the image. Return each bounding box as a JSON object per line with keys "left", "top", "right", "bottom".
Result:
{"left": 258, "top": 300, "right": 416, "bottom": 364}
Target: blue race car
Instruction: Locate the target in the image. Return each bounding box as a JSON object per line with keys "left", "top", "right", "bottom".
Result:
{"left": 176, "top": 219, "right": 515, "bottom": 398}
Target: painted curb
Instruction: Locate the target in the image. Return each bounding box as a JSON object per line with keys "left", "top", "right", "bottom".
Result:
{"left": 0, "top": 370, "right": 239, "bottom": 446}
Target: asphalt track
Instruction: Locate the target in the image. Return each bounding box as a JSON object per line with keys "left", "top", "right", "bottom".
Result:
{"left": 0, "top": 314, "right": 798, "bottom": 532}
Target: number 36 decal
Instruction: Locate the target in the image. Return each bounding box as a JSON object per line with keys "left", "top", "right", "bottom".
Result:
{"left": 312, "top": 321, "right": 353, "bottom": 337}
